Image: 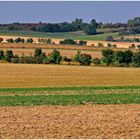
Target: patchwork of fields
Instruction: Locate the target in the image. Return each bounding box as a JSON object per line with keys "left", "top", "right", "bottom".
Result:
{"left": 0, "top": 30, "right": 140, "bottom": 138}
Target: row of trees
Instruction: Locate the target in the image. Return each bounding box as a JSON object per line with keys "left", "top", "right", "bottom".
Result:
{"left": 101, "top": 49, "right": 140, "bottom": 67}
{"left": 0, "top": 37, "right": 34, "bottom": 43}
{"left": 0, "top": 19, "right": 99, "bottom": 35}
{"left": 0, "top": 48, "right": 140, "bottom": 67}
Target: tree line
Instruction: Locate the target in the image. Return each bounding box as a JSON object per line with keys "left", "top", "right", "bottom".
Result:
{"left": 1, "top": 17, "right": 140, "bottom": 35}
{"left": 0, "top": 48, "right": 140, "bottom": 67}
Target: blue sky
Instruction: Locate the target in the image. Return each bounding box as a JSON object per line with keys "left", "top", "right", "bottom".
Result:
{"left": 0, "top": 1, "right": 140, "bottom": 23}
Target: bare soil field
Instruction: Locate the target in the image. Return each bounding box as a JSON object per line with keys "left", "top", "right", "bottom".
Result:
{"left": 0, "top": 104, "right": 139, "bottom": 139}
{"left": 0, "top": 64, "right": 140, "bottom": 88}
{"left": 0, "top": 35, "right": 139, "bottom": 49}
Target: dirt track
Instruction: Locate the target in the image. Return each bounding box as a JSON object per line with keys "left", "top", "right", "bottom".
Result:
{"left": 0, "top": 104, "right": 140, "bottom": 139}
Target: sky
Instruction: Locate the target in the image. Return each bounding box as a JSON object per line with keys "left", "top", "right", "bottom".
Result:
{"left": 0, "top": 1, "right": 140, "bottom": 24}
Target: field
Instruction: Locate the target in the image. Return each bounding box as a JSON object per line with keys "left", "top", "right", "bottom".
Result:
{"left": 0, "top": 104, "right": 140, "bottom": 139}
{"left": 0, "top": 27, "right": 140, "bottom": 138}
{"left": 0, "top": 64, "right": 140, "bottom": 138}
{"left": 0, "top": 64, "right": 140, "bottom": 88}
{"left": 0, "top": 28, "right": 120, "bottom": 40}
{"left": 0, "top": 35, "right": 139, "bottom": 49}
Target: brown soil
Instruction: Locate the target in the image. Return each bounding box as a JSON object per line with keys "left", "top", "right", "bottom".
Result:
{"left": 0, "top": 104, "right": 140, "bottom": 139}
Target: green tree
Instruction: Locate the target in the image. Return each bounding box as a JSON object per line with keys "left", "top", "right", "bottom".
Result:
{"left": 26, "top": 38, "right": 33, "bottom": 43}
{"left": 101, "top": 49, "right": 114, "bottom": 65}
{"left": 0, "top": 50, "right": 4, "bottom": 59}
{"left": 49, "top": 49, "right": 62, "bottom": 64}
{"left": 132, "top": 51, "right": 140, "bottom": 67}
{"left": 6, "top": 38, "right": 14, "bottom": 43}
{"left": 34, "top": 48, "right": 43, "bottom": 57}
{"left": 78, "top": 53, "right": 92, "bottom": 65}
{"left": 83, "top": 24, "right": 96, "bottom": 35}
{"left": 5, "top": 50, "right": 13, "bottom": 62}
{"left": 106, "top": 36, "right": 114, "bottom": 42}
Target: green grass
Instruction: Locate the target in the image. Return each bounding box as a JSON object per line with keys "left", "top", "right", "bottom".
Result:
{"left": 0, "top": 29, "right": 120, "bottom": 41}
{"left": 0, "top": 93, "right": 139, "bottom": 106}
{"left": 0, "top": 85, "right": 140, "bottom": 106}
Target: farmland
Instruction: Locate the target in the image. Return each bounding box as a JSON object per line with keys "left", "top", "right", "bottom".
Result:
{"left": 0, "top": 22, "right": 140, "bottom": 139}
{"left": 0, "top": 64, "right": 140, "bottom": 138}
{"left": 0, "top": 64, "right": 140, "bottom": 88}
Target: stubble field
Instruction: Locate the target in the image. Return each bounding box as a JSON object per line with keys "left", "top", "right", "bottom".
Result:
{"left": 0, "top": 64, "right": 140, "bottom": 88}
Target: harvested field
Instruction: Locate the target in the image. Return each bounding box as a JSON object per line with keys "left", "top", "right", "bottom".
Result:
{"left": 0, "top": 64, "right": 140, "bottom": 88}
{"left": 0, "top": 35, "right": 139, "bottom": 49}
{"left": 1, "top": 48, "right": 102, "bottom": 58}
{"left": 0, "top": 104, "right": 139, "bottom": 139}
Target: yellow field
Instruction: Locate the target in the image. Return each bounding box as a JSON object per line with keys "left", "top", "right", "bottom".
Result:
{"left": 0, "top": 64, "right": 140, "bottom": 88}
{"left": 0, "top": 35, "right": 139, "bottom": 49}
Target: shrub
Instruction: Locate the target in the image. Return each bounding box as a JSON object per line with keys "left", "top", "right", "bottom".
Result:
{"left": 129, "top": 44, "right": 136, "bottom": 49}
{"left": 98, "top": 42, "right": 104, "bottom": 47}
{"left": 78, "top": 40, "right": 87, "bottom": 46}
{"left": 0, "top": 38, "right": 3, "bottom": 43}
{"left": 19, "top": 56, "right": 36, "bottom": 64}
{"left": 26, "top": 38, "right": 34, "bottom": 43}
{"left": 60, "top": 39, "right": 77, "bottom": 45}
{"left": 78, "top": 53, "right": 92, "bottom": 65}
{"left": 0, "top": 50, "right": 4, "bottom": 60}
{"left": 74, "top": 50, "right": 81, "bottom": 62}
{"left": 11, "top": 55, "right": 20, "bottom": 63}
{"left": 93, "top": 58, "right": 100, "bottom": 65}
{"left": 6, "top": 38, "right": 14, "bottom": 43}
{"left": 106, "top": 36, "right": 114, "bottom": 42}
{"left": 63, "top": 56, "right": 72, "bottom": 62}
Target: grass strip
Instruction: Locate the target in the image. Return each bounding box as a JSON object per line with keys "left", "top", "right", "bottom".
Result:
{"left": 0, "top": 93, "right": 139, "bottom": 106}
{"left": 0, "top": 85, "right": 140, "bottom": 92}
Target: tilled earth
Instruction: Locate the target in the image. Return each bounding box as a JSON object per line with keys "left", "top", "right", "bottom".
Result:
{"left": 0, "top": 104, "right": 140, "bottom": 139}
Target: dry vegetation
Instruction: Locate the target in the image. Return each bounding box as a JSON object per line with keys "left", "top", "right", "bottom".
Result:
{"left": 0, "top": 64, "right": 140, "bottom": 88}
{"left": 1, "top": 48, "right": 102, "bottom": 58}
{"left": 0, "top": 104, "right": 140, "bottom": 139}
{"left": 0, "top": 35, "right": 139, "bottom": 49}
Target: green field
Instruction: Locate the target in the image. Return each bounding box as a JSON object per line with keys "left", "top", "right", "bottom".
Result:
{"left": 0, "top": 28, "right": 120, "bottom": 41}
{"left": 0, "top": 85, "right": 140, "bottom": 106}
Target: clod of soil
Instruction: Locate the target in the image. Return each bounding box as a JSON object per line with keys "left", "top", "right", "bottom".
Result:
{"left": 0, "top": 104, "right": 140, "bottom": 139}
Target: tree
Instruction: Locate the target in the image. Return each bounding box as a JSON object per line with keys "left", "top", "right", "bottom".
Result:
{"left": 60, "top": 39, "right": 77, "bottom": 45}
{"left": 34, "top": 48, "right": 43, "bottom": 57}
{"left": 0, "top": 38, "right": 3, "bottom": 43}
{"left": 5, "top": 50, "right": 13, "bottom": 62}
{"left": 15, "top": 38, "right": 21, "bottom": 43}
{"left": 78, "top": 40, "right": 87, "bottom": 46}
{"left": 0, "top": 50, "right": 4, "bottom": 59}
{"left": 83, "top": 24, "right": 96, "bottom": 35}
{"left": 26, "top": 38, "right": 33, "bottom": 43}
{"left": 132, "top": 51, "right": 140, "bottom": 67}
{"left": 78, "top": 53, "right": 92, "bottom": 65}
{"left": 123, "top": 50, "right": 133, "bottom": 65}
{"left": 101, "top": 49, "right": 114, "bottom": 65}
{"left": 49, "top": 49, "right": 62, "bottom": 64}
{"left": 106, "top": 36, "right": 114, "bottom": 42}
{"left": 114, "top": 51, "right": 125, "bottom": 64}
{"left": 74, "top": 50, "right": 81, "bottom": 62}
{"left": 90, "top": 19, "right": 98, "bottom": 28}
{"left": 6, "top": 38, "right": 14, "bottom": 43}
